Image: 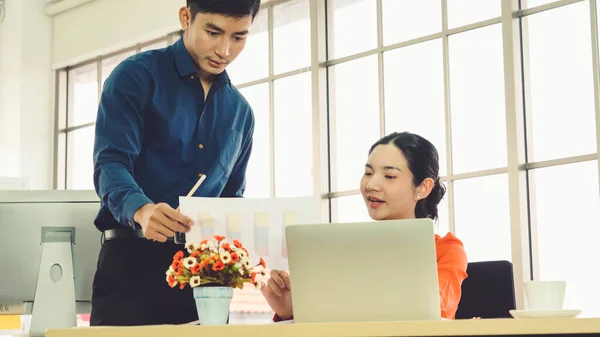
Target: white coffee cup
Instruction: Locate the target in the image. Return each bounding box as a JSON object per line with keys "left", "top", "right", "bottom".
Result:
{"left": 524, "top": 280, "right": 566, "bottom": 311}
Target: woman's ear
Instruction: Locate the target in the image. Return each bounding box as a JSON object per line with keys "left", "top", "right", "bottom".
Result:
{"left": 415, "top": 178, "right": 435, "bottom": 200}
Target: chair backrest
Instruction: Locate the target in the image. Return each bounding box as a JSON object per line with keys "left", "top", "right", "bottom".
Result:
{"left": 455, "top": 260, "right": 516, "bottom": 319}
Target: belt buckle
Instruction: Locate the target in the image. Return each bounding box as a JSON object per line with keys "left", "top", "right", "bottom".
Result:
{"left": 173, "top": 232, "right": 186, "bottom": 245}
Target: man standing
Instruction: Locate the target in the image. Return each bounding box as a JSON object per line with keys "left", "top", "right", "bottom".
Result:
{"left": 90, "top": 0, "right": 260, "bottom": 326}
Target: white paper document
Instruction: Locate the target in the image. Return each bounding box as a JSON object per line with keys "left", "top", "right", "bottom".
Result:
{"left": 179, "top": 196, "right": 320, "bottom": 270}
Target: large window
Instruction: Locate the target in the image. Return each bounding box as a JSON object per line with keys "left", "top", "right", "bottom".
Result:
{"left": 56, "top": 37, "right": 173, "bottom": 190}
{"left": 57, "top": 0, "right": 600, "bottom": 317}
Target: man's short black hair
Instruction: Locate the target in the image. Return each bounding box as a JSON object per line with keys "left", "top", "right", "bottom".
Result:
{"left": 187, "top": 0, "right": 261, "bottom": 21}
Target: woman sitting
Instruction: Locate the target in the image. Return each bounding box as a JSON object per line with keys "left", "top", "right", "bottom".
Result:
{"left": 261, "top": 131, "right": 468, "bottom": 320}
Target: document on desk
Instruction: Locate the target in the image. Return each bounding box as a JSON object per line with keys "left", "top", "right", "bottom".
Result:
{"left": 179, "top": 196, "right": 320, "bottom": 270}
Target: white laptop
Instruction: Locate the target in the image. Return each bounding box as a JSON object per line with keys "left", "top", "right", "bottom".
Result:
{"left": 285, "top": 219, "right": 441, "bottom": 323}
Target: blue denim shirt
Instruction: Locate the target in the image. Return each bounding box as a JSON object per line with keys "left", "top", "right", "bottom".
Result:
{"left": 93, "top": 37, "right": 254, "bottom": 232}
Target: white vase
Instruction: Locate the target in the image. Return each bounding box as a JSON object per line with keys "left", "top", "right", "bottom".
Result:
{"left": 193, "top": 286, "right": 233, "bottom": 325}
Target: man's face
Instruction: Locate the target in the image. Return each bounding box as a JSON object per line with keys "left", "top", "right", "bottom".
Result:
{"left": 180, "top": 8, "right": 252, "bottom": 76}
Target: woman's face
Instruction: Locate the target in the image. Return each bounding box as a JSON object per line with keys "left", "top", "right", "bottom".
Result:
{"left": 360, "top": 144, "right": 421, "bottom": 221}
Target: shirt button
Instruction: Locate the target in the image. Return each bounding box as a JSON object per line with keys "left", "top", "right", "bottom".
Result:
{"left": 198, "top": 173, "right": 203, "bottom": 177}
{"left": 190, "top": 75, "right": 196, "bottom": 79}
{"left": 198, "top": 144, "right": 204, "bottom": 149}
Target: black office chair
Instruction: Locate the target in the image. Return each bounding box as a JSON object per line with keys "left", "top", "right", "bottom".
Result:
{"left": 455, "top": 260, "right": 516, "bottom": 319}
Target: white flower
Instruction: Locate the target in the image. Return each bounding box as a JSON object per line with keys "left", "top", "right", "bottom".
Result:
{"left": 185, "top": 241, "right": 196, "bottom": 253}
{"left": 183, "top": 257, "right": 197, "bottom": 269}
{"left": 237, "top": 249, "right": 248, "bottom": 260}
{"left": 207, "top": 241, "right": 215, "bottom": 248}
{"left": 243, "top": 259, "right": 251, "bottom": 268}
{"left": 190, "top": 276, "right": 201, "bottom": 288}
{"left": 220, "top": 250, "right": 231, "bottom": 264}
{"left": 166, "top": 266, "right": 175, "bottom": 275}
{"left": 200, "top": 243, "right": 209, "bottom": 251}
{"left": 235, "top": 263, "right": 244, "bottom": 275}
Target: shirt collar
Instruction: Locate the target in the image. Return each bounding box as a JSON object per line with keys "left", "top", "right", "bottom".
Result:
{"left": 172, "top": 37, "right": 231, "bottom": 88}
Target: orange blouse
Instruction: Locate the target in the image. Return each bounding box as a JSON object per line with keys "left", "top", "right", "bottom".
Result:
{"left": 273, "top": 232, "right": 468, "bottom": 322}
{"left": 435, "top": 232, "right": 468, "bottom": 320}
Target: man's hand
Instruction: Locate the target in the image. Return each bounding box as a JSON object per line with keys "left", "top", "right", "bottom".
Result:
{"left": 133, "top": 203, "right": 193, "bottom": 242}
{"left": 261, "top": 270, "right": 293, "bottom": 320}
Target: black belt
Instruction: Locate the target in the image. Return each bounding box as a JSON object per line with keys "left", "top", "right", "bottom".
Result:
{"left": 102, "top": 228, "right": 178, "bottom": 243}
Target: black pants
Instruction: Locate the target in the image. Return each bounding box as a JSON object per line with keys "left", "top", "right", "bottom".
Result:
{"left": 90, "top": 238, "right": 198, "bottom": 326}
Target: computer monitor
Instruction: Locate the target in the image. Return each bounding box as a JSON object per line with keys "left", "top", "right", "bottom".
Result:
{"left": 0, "top": 190, "right": 101, "bottom": 336}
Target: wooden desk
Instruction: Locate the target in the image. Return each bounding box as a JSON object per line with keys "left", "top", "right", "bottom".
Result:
{"left": 44, "top": 318, "right": 600, "bottom": 337}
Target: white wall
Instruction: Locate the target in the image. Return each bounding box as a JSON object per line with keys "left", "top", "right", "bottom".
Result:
{"left": 52, "top": 0, "right": 183, "bottom": 68}
{"left": 0, "top": 0, "right": 54, "bottom": 189}
{"left": 51, "top": 0, "right": 272, "bottom": 68}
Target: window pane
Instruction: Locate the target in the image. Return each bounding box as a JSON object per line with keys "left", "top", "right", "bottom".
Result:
{"left": 101, "top": 51, "right": 135, "bottom": 90}
{"left": 331, "top": 55, "right": 380, "bottom": 192}
{"left": 382, "top": 0, "right": 441, "bottom": 46}
{"left": 449, "top": 24, "right": 507, "bottom": 173}
{"left": 70, "top": 63, "right": 98, "bottom": 127}
{"left": 330, "top": 0, "right": 377, "bottom": 59}
{"left": 140, "top": 40, "right": 168, "bottom": 52}
{"left": 274, "top": 73, "right": 313, "bottom": 197}
{"left": 436, "top": 182, "right": 450, "bottom": 235}
{"left": 239, "top": 84, "right": 271, "bottom": 198}
{"left": 447, "top": 0, "right": 501, "bottom": 29}
{"left": 274, "top": 0, "right": 310, "bottom": 74}
{"left": 57, "top": 132, "right": 67, "bottom": 190}
{"left": 334, "top": 194, "right": 372, "bottom": 223}
{"left": 384, "top": 39, "right": 447, "bottom": 176}
{"left": 66, "top": 126, "right": 95, "bottom": 190}
{"left": 525, "top": 2, "right": 597, "bottom": 161}
{"left": 522, "top": 0, "right": 556, "bottom": 8}
{"left": 453, "top": 174, "right": 511, "bottom": 262}
{"left": 532, "top": 161, "right": 600, "bottom": 317}
{"left": 227, "top": 10, "right": 269, "bottom": 85}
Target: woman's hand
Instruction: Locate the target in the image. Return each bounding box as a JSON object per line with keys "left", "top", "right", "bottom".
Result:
{"left": 260, "top": 270, "right": 293, "bottom": 320}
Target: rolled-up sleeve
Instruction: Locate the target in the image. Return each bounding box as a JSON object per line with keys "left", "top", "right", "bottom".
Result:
{"left": 93, "top": 60, "right": 153, "bottom": 227}
{"left": 436, "top": 233, "right": 468, "bottom": 319}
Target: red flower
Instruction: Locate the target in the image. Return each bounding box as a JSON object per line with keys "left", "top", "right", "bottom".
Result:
{"left": 221, "top": 243, "right": 232, "bottom": 252}
{"left": 259, "top": 258, "right": 266, "bottom": 268}
{"left": 173, "top": 251, "right": 184, "bottom": 261}
{"left": 233, "top": 240, "right": 243, "bottom": 248}
{"left": 214, "top": 235, "right": 226, "bottom": 242}
{"left": 212, "top": 261, "right": 225, "bottom": 271}
{"left": 230, "top": 252, "right": 239, "bottom": 263}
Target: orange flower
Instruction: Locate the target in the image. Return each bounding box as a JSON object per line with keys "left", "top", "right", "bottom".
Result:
{"left": 167, "top": 274, "right": 177, "bottom": 288}
{"left": 179, "top": 283, "right": 185, "bottom": 290}
{"left": 212, "top": 261, "right": 225, "bottom": 271}
{"left": 230, "top": 252, "right": 239, "bottom": 263}
{"left": 221, "top": 243, "right": 232, "bottom": 252}
{"left": 259, "top": 258, "right": 266, "bottom": 268}
{"left": 173, "top": 251, "right": 184, "bottom": 261}
{"left": 251, "top": 272, "right": 256, "bottom": 283}
{"left": 214, "top": 235, "right": 226, "bottom": 242}
{"left": 191, "top": 251, "right": 200, "bottom": 258}
{"left": 233, "top": 240, "right": 243, "bottom": 248}
{"left": 190, "top": 263, "right": 202, "bottom": 273}
{"left": 200, "top": 239, "right": 208, "bottom": 245}
{"left": 171, "top": 260, "right": 181, "bottom": 270}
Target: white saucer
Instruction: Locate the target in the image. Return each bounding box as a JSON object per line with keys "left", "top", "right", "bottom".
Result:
{"left": 509, "top": 309, "right": 582, "bottom": 319}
